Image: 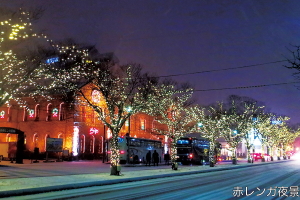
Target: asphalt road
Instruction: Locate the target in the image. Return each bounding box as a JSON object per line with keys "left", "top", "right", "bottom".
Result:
{"left": 5, "top": 160, "right": 300, "bottom": 200}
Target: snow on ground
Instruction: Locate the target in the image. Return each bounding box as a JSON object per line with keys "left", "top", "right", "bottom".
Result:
{"left": 0, "top": 165, "right": 209, "bottom": 191}
{"left": 0, "top": 159, "right": 279, "bottom": 193}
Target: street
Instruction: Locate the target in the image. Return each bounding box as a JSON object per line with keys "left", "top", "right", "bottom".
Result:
{"left": 3, "top": 160, "right": 300, "bottom": 200}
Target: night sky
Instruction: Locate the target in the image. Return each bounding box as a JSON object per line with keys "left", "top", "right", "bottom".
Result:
{"left": 2, "top": 0, "right": 300, "bottom": 124}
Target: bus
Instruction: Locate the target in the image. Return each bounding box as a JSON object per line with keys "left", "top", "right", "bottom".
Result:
{"left": 107, "top": 136, "right": 164, "bottom": 164}
{"left": 176, "top": 137, "right": 210, "bottom": 165}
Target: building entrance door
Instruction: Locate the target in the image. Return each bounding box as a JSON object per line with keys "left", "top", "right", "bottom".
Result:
{"left": 0, "top": 127, "right": 24, "bottom": 164}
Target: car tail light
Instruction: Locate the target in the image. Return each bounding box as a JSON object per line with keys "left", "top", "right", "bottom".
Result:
{"left": 189, "top": 154, "right": 193, "bottom": 158}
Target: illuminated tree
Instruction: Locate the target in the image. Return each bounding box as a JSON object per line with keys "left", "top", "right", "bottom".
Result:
{"left": 192, "top": 104, "right": 224, "bottom": 167}
{"left": 220, "top": 99, "right": 248, "bottom": 164}
{"left": 252, "top": 113, "right": 274, "bottom": 161}
{"left": 36, "top": 39, "right": 105, "bottom": 102}
{"left": 77, "top": 64, "right": 158, "bottom": 175}
{"left": 218, "top": 96, "right": 265, "bottom": 164}
{"left": 0, "top": 7, "right": 45, "bottom": 106}
{"left": 257, "top": 115, "right": 290, "bottom": 160}
{"left": 239, "top": 103, "right": 264, "bottom": 163}
{"left": 147, "top": 80, "right": 195, "bottom": 169}
{"left": 271, "top": 119, "right": 299, "bottom": 160}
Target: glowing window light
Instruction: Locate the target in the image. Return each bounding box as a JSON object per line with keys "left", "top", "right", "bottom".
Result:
{"left": 107, "top": 128, "right": 112, "bottom": 139}
{"left": 46, "top": 57, "right": 59, "bottom": 64}
{"left": 72, "top": 126, "right": 79, "bottom": 156}
{"left": 141, "top": 119, "right": 146, "bottom": 130}
{"left": 271, "top": 120, "right": 282, "bottom": 125}
{"left": 91, "top": 90, "right": 101, "bottom": 103}
{"left": 52, "top": 108, "right": 58, "bottom": 117}
{"left": 0, "top": 111, "right": 5, "bottom": 118}
{"left": 89, "top": 127, "right": 99, "bottom": 135}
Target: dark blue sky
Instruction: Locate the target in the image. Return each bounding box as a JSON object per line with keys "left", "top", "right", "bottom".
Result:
{"left": 3, "top": 0, "right": 300, "bottom": 124}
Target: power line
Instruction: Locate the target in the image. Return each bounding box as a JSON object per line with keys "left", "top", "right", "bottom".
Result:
{"left": 158, "top": 59, "right": 288, "bottom": 78}
{"left": 195, "top": 81, "right": 300, "bottom": 92}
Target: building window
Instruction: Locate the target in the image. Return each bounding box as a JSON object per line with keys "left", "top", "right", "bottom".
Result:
{"left": 152, "top": 119, "right": 156, "bottom": 130}
{"left": 7, "top": 106, "right": 11, "bottom": 122}
{"left": 80, "top": 135, "right": 85, "bottom": 153}
{"left": 107, "top": 128, "right": 112, "bottom": 139}
{"left": 92, "top": 89, "right": 101, "bottom": 103}
{"left": 90, "top": 135, "right": 95, "bottom": 153}
{"left": 46, "top": 103, "right": 52, "bottom": 121}
{"left": 59, "top": 102, "right": 65, "bottom": 121}
{"left": 23, "top": 107, "right": 27, "bottom": 121}
{"left": 141, "top": 119, "right": 146, "bottom": 131}
{"left": 35, "top": 104, "right": 40, "bottom": 121}
{"left": 45, "top": 134, "right": 50, "bottom": 151}
{"left": 33, "top": 133, "right": 38, "bottom": 147}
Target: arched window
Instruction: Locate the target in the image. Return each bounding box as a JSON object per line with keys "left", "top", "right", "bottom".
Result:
{"left": 58, "top": 133, "right": 63, "bottom": 148}
{"left": 35, "top": 104, "right": 40, "bottom": 121}
{"left": 107, "top": 128, "right": 112, "bottom": 139}
{"left": 7, "top": 106, "right": 11, "bottom": 122}
{"left": 33, "top": 133, "right": 38, "bottom": 148}
{"left": 99, "top": 136, "right": 104, "bottom": 154}
{"left": 58, "top": 133, "right": 63, "bottom": 138}
{"left": 152, "top": 119, "right": 157, "bottom": 130}
{"left": 45, "top": 134, "right": 50, "bottom": 151}
{"left": 80, "top": 134, "right": 85, "bottom": 153}
{"left": 23, "top": 107, "right": 27, "bottom": 121}
{"left": 90, "top": 135, "right": 95, "bottom": 153}
{"left": 140, "top": 119, "right": 146, "bottom": 131}
{"left": 59, "top": 102, "right": 65, "bottom": 121}
{"left": 46, "top": 103, "right": 52, "bottom": 121}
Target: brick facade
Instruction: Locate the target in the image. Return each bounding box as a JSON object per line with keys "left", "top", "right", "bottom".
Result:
{"left": 0, "top": 87, "right": 165, "bottom": 160}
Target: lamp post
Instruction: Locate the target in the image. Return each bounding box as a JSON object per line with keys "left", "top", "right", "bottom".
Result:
{"left": 231, "top": 129, "right": 238, "bottom": 165}
{"left": 126, "top": 106, "right": 132, "bottom": 137}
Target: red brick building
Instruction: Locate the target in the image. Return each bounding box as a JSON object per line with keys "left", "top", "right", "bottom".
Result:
{"left": 0, "top": 87, "right": 164, "bottom": 160}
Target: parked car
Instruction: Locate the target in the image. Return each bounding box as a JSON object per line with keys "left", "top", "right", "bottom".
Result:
{"left": 250, "top": 153, "right": 261, "bottom": 160}
{"left": 250, "top": 153, "right": 270, "bottom": 161}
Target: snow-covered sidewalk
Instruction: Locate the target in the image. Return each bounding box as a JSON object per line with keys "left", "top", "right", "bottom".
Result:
{"left": 0, "top": 159, "right": 287, "bottom": 197}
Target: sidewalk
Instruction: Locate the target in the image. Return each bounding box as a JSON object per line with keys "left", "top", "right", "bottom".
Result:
{"left": 0, "top": 159, "right": 291, "bottom": 198}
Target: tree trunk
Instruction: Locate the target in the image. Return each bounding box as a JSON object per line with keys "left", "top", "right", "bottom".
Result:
{"left": 283, "top": 144, "right": 287, "bottom": 160}
{"left": 247, "top": 147, "right": 252, "bottom": 163}
{"left": 209, "top": 141, "right": 215, "bottom": 167}
{"left": 110, "top": 131, "right": 120, "bottom": 175}
{"left": 261, "top": 144, "right": 265, "bottom": 162}
{"left": 232, "top": 147, "right": 237, "bottom": 165}
{"left": 170, "top": 135, "right": 178, "bottom": 170}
